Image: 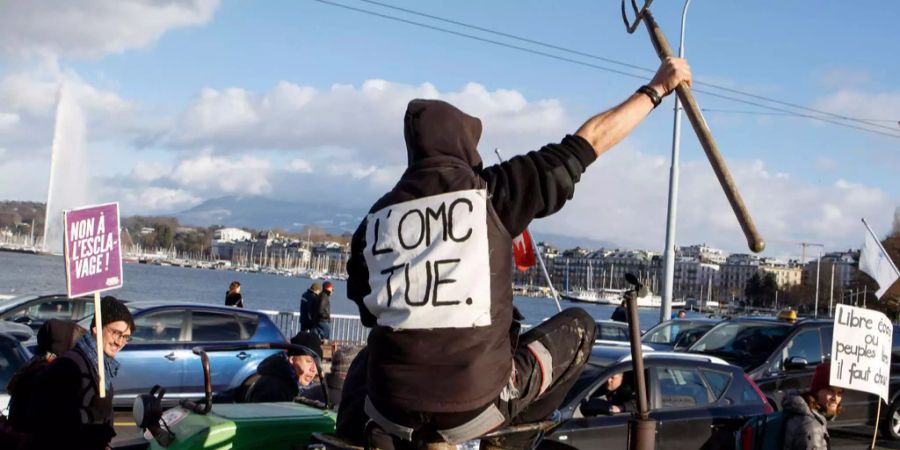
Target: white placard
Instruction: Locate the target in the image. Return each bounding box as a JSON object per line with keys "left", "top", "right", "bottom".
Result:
{"left": 831, "top": 304, "right": 893, "bottom": 402}
{"left": 363, "top": 189, "right": 492, "bottom": 330}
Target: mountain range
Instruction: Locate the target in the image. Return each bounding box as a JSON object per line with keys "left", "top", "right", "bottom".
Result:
{"left": 175, "top": 195, "right": 618, "bottom": 249}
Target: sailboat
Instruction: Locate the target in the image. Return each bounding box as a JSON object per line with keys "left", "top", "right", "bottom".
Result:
{"left": 559, "top": 262, "right": 625, "bottom": 305}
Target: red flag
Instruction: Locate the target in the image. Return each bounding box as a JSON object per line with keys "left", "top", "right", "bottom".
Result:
{"left": 513, "top": 230, "right": 536, "bottom": 272}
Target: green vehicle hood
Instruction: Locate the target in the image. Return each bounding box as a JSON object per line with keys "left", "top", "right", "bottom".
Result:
{"left": 150, "top": 403, "right": 336, "bottom": 450}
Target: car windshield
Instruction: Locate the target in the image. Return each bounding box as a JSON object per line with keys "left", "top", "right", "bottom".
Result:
{"left": 642, "top": 321, "right": 709, "bottom": 346}
{"left": 689, "top": 321, "right": 792, "bottom": 370}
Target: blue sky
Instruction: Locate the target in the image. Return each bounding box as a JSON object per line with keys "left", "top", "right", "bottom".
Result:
{"left": 0, "top": 0, "right": 898, "bottom": 259}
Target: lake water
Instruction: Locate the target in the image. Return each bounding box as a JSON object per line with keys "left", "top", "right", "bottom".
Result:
{"left": 0, "top": 251, "right": 673, "bottom": 328}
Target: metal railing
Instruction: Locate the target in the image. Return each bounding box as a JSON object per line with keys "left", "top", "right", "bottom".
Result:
{"left": 259, "top": 310, "right": 370, "bottom": 344}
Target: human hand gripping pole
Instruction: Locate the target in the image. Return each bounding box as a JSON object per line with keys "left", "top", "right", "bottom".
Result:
{"left": 623, "top": 0, "right": 765, "bottom": 253}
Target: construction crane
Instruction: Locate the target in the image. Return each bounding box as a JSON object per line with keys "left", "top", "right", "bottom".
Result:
{"left": 768, "top": 240, "right": 825, "bottom": 263}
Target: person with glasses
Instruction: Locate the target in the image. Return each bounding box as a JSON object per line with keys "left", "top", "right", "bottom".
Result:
{"left": 26, "top": 296, "right": 134, "bottom": 450}
{"left": 782, "top": 362, "right": 843, "bottom": 450}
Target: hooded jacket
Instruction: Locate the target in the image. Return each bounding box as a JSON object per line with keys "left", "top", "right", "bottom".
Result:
{"left": 26, "top": 340, "right": 116, "bottom": 450}
{"left": 782, "top": 394, "right": 830, "bottom": 450}
{"left": 346, "top": 99, "right": 596, "bottom": 413}
{"left": 246, "top": 353, "right": 325, "bottom": 404}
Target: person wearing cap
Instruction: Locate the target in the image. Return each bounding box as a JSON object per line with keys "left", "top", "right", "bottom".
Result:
{"left": 26, "top": 296, "right": 134, "bottom": 450}
{"left": 300, "top": 282, "right": 321, "bottom": 333}
{"left": 246, "top": 331, "right": 325, "bottom": 403}
{"left": 313, "top": 281, "right": 333, "bottom": 340}
{"left": 782, "top": 362, "right": 843, "bottom": 450}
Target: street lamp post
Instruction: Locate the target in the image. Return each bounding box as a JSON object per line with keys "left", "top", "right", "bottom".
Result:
{"left": 661, "top": 0, "right": 694, "bottom": 323}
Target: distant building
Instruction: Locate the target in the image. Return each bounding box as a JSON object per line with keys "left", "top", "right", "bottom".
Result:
{"left": 213, "top": 227, "right": 251, "bottom": 242}
{"left": 677, "top": 244, "right": 727, "bottom": 264}
{"left": 719, "top": 253, "right": 761, "bottom": 299}
{"left": 759, "top": 257, "right": 802, "bottom": 288}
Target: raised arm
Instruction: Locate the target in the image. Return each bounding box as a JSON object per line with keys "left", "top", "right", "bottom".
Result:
{"left": 576, "top": 57, "right": 691, "bottom": 157}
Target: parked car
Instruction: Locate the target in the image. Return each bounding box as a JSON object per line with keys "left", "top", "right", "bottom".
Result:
{"left": 537, "top": 346, "right": 773, "bottom": 449}
{"left": 642, "top": 318, "right": 721, "bottom": 351}
{"left": 78, "top": 301, "right": 286, "bottom": 408}
{"left": 594, "top": 320, "right": 630, "bottom": 343}
{"left": 0, "top": 321, "right": 33, "bottom": 411}
{"left": 0, "top": 294, "right": 104, "bottom": 332}
{"left": 688, "top": 315, "right": 900, "bottom": 439}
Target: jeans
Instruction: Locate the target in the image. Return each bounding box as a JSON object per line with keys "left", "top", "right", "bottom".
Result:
{"left": 314, "top": 321, "right": 331, "bottom": 340}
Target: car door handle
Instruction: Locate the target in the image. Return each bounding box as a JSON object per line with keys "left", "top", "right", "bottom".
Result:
{"left": 164, "top": 352, "right": 177, "bottom": 361}
{"left": 236, "top": 352, "right": 250, "bottom": 361}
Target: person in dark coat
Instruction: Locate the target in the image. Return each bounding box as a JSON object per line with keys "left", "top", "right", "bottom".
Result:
{"left": 6, "top": 319, "right": 87, "bottom": 432}
{"left": 300, "top": 283, "right": 321, "bottom": 332}
{"left": 246, "top": 331, "right": 325, "bottom": 404}
{"left": 610, "top": 300, "right": 629, "bottom": 323}
{"left": 782, "top": 362, "right": 842, "bottom": 450}
{"left": 26, "top": 296, "right": 134, "bottom": 450}
{"left": 339, "top": 56, "right": 692, "bottom": 449}
{"left": 314, "top": 281, "right": 333, "bottom": 340}
{"left": 225, "top": 280, "right": 244, "bottom": 308}
{"left": 587, "top": 372, "right": 636, "bottom": 415}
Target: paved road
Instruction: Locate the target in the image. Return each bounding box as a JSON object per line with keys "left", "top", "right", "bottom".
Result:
{"left": 832, "top": 428, "right": 900, "bottom": 449}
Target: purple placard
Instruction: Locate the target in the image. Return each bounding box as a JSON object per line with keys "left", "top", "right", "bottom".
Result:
{"left": 64, "top": 203, "right": 123, "bottom": 297}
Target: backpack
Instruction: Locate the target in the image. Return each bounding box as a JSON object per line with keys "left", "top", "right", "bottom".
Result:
{"left": 4, "top": 319, "right": 85, "bottom": 432}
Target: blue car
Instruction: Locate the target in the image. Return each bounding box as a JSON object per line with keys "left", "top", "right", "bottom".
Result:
{"left": 0, "top": 294, "right": 104, "bottom": 332}
{"left": 79, "top": 301, "right": 286, "bottom": 408}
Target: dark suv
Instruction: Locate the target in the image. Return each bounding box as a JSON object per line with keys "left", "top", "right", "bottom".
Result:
{"left": 688, "top": 316, "right": 900, "bottom": 438}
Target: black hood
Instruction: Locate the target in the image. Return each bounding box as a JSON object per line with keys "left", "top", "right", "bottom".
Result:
{"left": 404, "top": 99, "right": 483, "bottom": 169}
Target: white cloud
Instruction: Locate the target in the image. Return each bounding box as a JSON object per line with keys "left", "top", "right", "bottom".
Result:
{"left": 286, "top": 159, "right": 313, "bottom": 174}
{"left": 0, "top": 112, "right": 20, "bottom": 131}
{"left": 131, "top": 161, "right": 169, "bottom": 182}
{"left": 816, "top": 68, "right": 871, "bottom": 90}
{"left": 159, "top": 79, "right": 573, "bottom": 165}
{"left": 535, "top": 146, "right": 898, "bottom": 257}
{"left": 0, "top": 62, "right": 142, "bottom": 161}
{"left": 814, "top": 156, "right": 837, "bottom": 171}
{"left": 814, "top": 89, "right": 900, "bottom": 126}
{"left": 171, "top": 153, "right": 273, "bottom": 195}
{"left": 120, "top": 186, "right": 201, "bottom": 214}
{"left": 0, "top": 0, "right": 220, "bottom": 60}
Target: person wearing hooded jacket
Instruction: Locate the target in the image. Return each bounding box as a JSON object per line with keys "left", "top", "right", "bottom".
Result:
{"left": 340, "top": 57, "right": 692, "bottom": 448}
{"left": 246, "top": 331, "right": 326, "bottom": 404}
{"left": 26, "top": 296, "right": 134, "bottom": 450}
{"left": 782, "top": 362, "right": 842, "bottom": 450}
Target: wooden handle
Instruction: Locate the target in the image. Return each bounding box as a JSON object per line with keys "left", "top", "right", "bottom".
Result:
{"left": 643, "top": 11, "right": 765, "bottom": 253}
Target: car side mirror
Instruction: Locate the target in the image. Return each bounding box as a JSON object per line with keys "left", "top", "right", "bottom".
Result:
{"left": 580, "top": 398, "right": 613, "bottom": 417}
{"left": 784, "top": 356, "right": 809, "bottom": 371}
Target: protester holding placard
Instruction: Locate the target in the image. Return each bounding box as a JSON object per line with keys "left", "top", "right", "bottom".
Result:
{"left": 782, "top": 362, "right": 843, "bottom": 450}
{"left": 26, "top": 296, "right": 134, "bottom": 450}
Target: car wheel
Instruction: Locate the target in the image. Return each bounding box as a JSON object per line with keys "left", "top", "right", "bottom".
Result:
{"left": 881, "top": 398, "right": 900, "bottom": 440}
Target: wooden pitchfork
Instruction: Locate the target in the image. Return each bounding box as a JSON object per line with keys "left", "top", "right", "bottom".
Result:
{"left": 623, "top": 0, "right": 765, "bottom": 253}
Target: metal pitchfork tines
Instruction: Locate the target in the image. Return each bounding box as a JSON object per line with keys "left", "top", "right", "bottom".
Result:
{"left": 622, "top": 0, "right": 765, "bottom": 253}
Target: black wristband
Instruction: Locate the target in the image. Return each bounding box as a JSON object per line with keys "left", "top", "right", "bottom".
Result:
{"left": 636, "top": 85, "right": 662, "bottom": 108}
